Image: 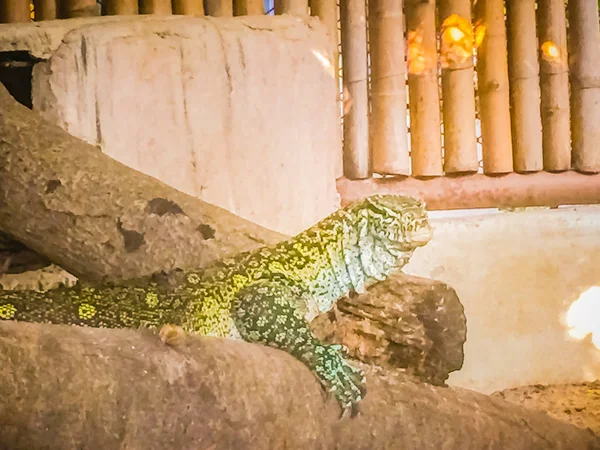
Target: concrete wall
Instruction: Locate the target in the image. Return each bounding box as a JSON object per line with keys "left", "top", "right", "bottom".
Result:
{"left": 405, "top": 206, "right": 600, "bottom": 394}
{"left": 0, "top": 15, "right": 342, "bottom": 236}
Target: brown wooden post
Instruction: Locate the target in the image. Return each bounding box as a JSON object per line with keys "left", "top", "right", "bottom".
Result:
{"left": 340, "top": 0, "right": 370, "bottom": 179}
{"left": 58, "top": 0, "right": 100, "bottom": 17}
{"left": 473, "top": 0, "right": 513, "bottom": 174}
{"left": 173, "top": 0, "right": 204, "bottom": 14}
{"left": 405, "top": 0, "right": 442, "bottom": 176}
{"left": 568, "top": 0, "right": 600, "bottom": 173}
{"left": 104, "top": 0, "right": 138, "bottom": 14}
{"left": 32, "top": 0, "right": 57, "bottom": 20}
{"left": 369, "top": 0, "right": 410, "bottom": 175}
{"left": 0, "top": 0, "right": 32, "bottom": 22}
{"left": 275, "top": 0, "right": 308, "bottom": 15}
{"left": 234, "top": 0, "right": 263, "bottom": 15}
{"left": 506, "top": 0, "right": 543, "bottom": 172}
{"left": 139, "top": 0, "right": 172, "bottom": 13}
{"left": 537, "top": 0, "right": 571, "bottom": 171}
{"left": 438, "top": 0, "right": 478, "bottom": 173}
{"left": 205, "top": 0, "right": 233, "bottom": 16}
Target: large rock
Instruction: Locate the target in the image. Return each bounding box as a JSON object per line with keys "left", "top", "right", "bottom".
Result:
{"left": 0, "top": 15, "right": 341, "bottom": 235}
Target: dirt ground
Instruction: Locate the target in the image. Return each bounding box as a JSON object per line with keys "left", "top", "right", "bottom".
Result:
{"left": 493, "top": 380, "right": 600, "bottom": 436}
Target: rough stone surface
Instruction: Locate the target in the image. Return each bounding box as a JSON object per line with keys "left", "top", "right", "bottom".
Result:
{"left": 0, "top": 15, "right": 341, "bottom": 235}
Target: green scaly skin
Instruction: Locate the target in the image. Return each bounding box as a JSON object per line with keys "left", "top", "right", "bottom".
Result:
{"left": 0, "top": 194, "right": 432, "bottom": 413}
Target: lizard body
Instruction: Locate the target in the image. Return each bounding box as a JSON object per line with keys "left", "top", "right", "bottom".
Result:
{"left": 0, "top": 194, "right": 432, "bottom": 412}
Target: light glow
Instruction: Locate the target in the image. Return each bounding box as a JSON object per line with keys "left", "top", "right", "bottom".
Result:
{"left": 311, "top": 49, "right": 335, "bottom": 78}
{"left": 541, "top": 41, "right": 561, "bottom": 62}
{"left": 440, "top": 14, "right": 475, "bottom": 68}
{"left": 407, "top": 28, "right": 428, "bottom": 75}
{"left": 566, "top": 286, "right": 600, "bottom": 350}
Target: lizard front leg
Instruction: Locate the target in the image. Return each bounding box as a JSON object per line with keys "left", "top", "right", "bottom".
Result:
{"left": 231, "top": 279, "right": 366, "bottom": 415}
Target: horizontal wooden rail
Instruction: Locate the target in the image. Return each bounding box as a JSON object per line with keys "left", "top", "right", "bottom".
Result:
{"left": 337, "top": 172, "right": 600, "bottom": 210}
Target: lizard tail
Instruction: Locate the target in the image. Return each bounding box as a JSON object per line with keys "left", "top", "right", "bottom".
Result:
{"left": 0, "top": 283, "right": 178, "bottom": 329}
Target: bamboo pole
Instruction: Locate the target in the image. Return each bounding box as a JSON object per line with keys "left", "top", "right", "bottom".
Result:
{"left": 275, "top": 0, "right": 308, "bottom": 15}
{"left": 537, "top": 0, "right": 571, "bottom": 171}
{"left": 567, "top": 0, "right": 600, "bottom": 173}
{"left": 506, "top": 0, "right": 543, "bottom": 172}
{"left": 340, "top": 0, "right": 370, "bottom": 179}
{"left": 405, "top": 0, "right": 442, "bottom": 176}
{"left": 234, "top": 0, "right": 263, "bottom": 15}
{"left": 104, "top": 0, "right": 139, "bottom": 14}
{"left": 32, "top": 0, "right": 57, "bottom": 20}
{"left": 205, "top": 0, "right": 233, "bottom": 16}
{"left": 473, "top": 0, "right": 513, "bottom": 174}
{"left": 58, "top": 0, "right": 100, "bottom": 17}
{"left": 337, "top": 171, "right": 600, "bottom": 211}
{"left": 0, "top": 0, "right": 31, "bottom": 22}
{"left": 310, "top": 1, "right": 339, "bottom": 81}
{"left": 139, "top": 0, "right": 172, "bottom": 14}
{"left": 173, "top": 0, "right": 204, "bottom": 14}
{"left": 368, "top": 0, "right": 409, "bottom": 175}
{"left": 438, "top": 0, "right": 479, "bottom": 173}
{"left": 310, "top": 0, "right": 342, "bottom": 178}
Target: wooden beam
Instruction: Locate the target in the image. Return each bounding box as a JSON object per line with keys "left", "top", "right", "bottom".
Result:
{"left": 0, "top": 0, "right": 31, "bottom": 22}
{"left": 337, "top": 172, "right": 600, "bottom": 209}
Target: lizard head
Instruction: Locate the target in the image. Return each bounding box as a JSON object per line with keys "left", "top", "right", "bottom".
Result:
{"left": 359, "top": 194, "right": 433, "bottom": 251}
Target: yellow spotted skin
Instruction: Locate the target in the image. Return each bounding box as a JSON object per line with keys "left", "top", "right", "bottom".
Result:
{"left": 0, "top": 195, "right": 432, "bottom": 413}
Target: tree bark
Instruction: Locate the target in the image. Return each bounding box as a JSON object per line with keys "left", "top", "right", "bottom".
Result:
{"left": 0, "top": 83, "right": 285, "bottom": 282}
{"left": 1, "top": 320, "right": 598, "bottom": 450}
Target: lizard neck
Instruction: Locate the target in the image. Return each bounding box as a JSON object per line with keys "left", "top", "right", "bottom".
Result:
{"left": 287, "top": 208, "right": 412, "bottom": 314}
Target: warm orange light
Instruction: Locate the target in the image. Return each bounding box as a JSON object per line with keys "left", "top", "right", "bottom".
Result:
{"left": 566, "top": 286, "right": 600, "bottom": 350}
{"left": 407, "top": 28, "right": 429, "bottom": 75}
{"left": 541, "top": 41, "right": 561, "bottom": 62}
{"left": 447, "top": 26, "right": 465, "bottom": 43}
{"left": 474, "top": 21, "right": 487, "bottom": 49}
{"left": 440, "top": 14, "right": 474, "bottom": 68}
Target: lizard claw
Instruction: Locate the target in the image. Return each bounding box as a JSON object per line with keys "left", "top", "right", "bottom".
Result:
{"left": 311, "top": 343, "right": 366, "bottom": 416}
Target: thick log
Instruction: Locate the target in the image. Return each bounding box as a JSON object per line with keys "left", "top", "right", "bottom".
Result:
{"left": 0, "top": 83, "right": 285, "bottom": 282}
{"left": 1, "top": 320, "right": 598, "bottom": 449}
{"left": 312, "top": 273, "right": 466, "bottom": 386}
{"left": 337, "top": 172, "right": 600, "bottom": 209}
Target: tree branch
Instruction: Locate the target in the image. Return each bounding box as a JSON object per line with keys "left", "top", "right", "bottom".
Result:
{"left": 0, "top": 321, "right": 597, "bottom": 450}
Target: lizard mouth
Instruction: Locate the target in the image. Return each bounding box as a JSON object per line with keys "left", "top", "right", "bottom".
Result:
{"left": 407, "top": 225, "right": 434, "bottom": 246}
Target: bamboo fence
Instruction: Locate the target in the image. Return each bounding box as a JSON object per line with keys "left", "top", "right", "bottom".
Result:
{"left": 506, "top": 0, "right": 543, "bottom": 172}
{"left": 1, "top": 0, "right": 599, "bottom": 209}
